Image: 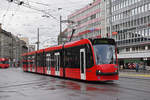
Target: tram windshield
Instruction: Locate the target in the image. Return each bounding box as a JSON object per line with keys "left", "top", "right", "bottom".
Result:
{"left": 93, "top": 44, "right": 116, "bottom": 65}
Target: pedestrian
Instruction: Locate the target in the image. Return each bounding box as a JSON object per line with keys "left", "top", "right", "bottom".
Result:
{"left": 142, "top": 63, "right": 146, "bottom": 73}
{"left": 135, "top": 63, "right": 139, "bottom": 72}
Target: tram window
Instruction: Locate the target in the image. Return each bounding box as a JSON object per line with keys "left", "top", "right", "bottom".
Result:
{"left": 28, "top": 56, "right": 30, "bottom": 65}
{"left": 37, "top": 54, "right": 40, "bottom": 66}
{"left": 35, "top": 54, "right": 37, "bottom": 67}
{"left": 60, "top": 51, "right": 63, "bottom": 68}
{"left": 46, "top": 53, "right": 51, "bottom": 68}
{"left": 36, "top": 54, "right": 39, "bottom": 66}
{"left": 65, "top": 44, "right": 94, "bottom": 69}
{"left": 85, "top": 44, "right": 94, "bottom": 68}
{"left": 37, "top": 53, "right": 43, "bottom": 67}
{"left": 42, "top": 53, "right": 44, "bottom": 67}
{"left": 51, "top": 53, "right": 55, "bottom": 67}
{"left": 65, "top": 45, "right": 85, "bottom": 68}
{"left": 43, "top": 52, "right": 46, "bottom": 67}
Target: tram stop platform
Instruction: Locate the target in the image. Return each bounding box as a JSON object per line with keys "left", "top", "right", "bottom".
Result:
{"left": 119, "top": 69, "right": 150, "bottom": 80}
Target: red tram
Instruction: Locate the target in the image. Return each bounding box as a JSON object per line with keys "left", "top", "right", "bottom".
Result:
{"left": 0, "top": 58, "right": 9, "bottom": 68}
{"left": 22, "top": 38, "right": 119, "bottom": 81}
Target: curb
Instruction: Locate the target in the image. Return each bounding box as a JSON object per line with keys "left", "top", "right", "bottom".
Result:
{"left": 119, "top": 69, "right": 150, "bottom": 74}
{"left": 119, "top": 72, "right": 150, "bottom": 80}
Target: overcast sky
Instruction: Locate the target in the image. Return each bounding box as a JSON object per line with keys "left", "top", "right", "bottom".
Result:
{"left": 0, "top": 0, "right": 93, "bottom": 48}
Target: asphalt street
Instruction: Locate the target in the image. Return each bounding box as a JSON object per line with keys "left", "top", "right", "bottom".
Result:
{"left": 0, "top": 67, "right": 150, "bottom": 100}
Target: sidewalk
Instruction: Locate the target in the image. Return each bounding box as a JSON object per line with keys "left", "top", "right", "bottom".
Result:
{"left": 119, "top": 69, "right": 150, "bottom": 80}
{"left": 119, "top": 69, "right": 150, "bottom": 73}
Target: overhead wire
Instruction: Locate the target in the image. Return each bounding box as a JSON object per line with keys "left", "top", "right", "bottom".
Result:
{"left": 7, "top": 0, "right": 59, "bottom": 22}
{"left": 6, "top": 4, "right": 20, "bottom": 26}
{"left": 23, "top": 4, "right": 59, "bottom": 22}
{"left": 1, "top": 2, "right": 12, "bottom": 25}
{"left": 27, "top": 1, "right": 51, "bottom": 7}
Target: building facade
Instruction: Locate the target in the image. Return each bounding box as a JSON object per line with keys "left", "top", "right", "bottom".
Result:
{"left": 66, "top": 0, "right": 106, "bottom": 41}
{"left": 28, "top": 45, "right": 36, "bottom": 52}
{"left": 0, "top": 30, "right": 13, "bottom": 59}
{"left": 0, "top": 24, "right": 28, "bottom": 66}
{"left": 111, "top": 0, "right": 150, "bottom": 66}
{"left": 59, "top": 0, "right": 150, "bottom": 67}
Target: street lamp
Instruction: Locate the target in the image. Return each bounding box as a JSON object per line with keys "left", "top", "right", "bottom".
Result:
{"left": 36, "top": 28, "right": 40, "bottom": 50}
{"left": 58, "top": 8, "right": 62, "bottom": 35}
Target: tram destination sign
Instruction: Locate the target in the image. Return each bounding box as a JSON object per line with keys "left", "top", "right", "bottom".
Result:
{"left": 92, "top": 39, "right": 115, "bottom": 45}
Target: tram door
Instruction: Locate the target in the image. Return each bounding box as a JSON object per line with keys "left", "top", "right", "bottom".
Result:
{"left": 46, "top": 53, "right": 51, "bottom": 75}
{"left": 55, "top": 52, "right": 60, "bottom": 76}
{"left": 32, "top": 56, "right": 35, "bottom": 72}
{"left": 28, "top": 56, "right": 30, "bottom": 72}
{"left": 80, "top": 49, "right": 86, "bottom": 80}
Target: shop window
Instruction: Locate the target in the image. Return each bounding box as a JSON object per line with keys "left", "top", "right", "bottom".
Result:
{"left": 126, "top": 48, "right": 130, "bottom": 52}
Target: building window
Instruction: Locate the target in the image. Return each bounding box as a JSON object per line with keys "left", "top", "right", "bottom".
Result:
{"left": 139, "top": 46, "right": 145, "bottom": 51}
{"left": 90, "top": 14, "right": 96, "bottom": 20}
{"left": 135, "top": 7, "right": 138, "bottom": 15}
{"left": 141, "top": 5, "right": 144, "bottom": 12}
{"left": 144, "top": 17, "right": 147, "bottom": 23}
{"left": 132, "top": 47, "right": 136, "bottom": 51}
{"left": 126, "top": 48, "right": 130, "bottom": 52}
{"left": 148, "top": 45, "right": 150, "bottom": 50}
{"left": 145, "top": 4, "right": 148, "bottom": 12}
{"left": 141, "top": 17, "right": 144, "bottom": 24}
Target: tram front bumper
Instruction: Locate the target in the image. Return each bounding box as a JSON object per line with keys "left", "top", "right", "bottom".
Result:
{"left": 96, "top": 70, "right": 118, "bottom": 76}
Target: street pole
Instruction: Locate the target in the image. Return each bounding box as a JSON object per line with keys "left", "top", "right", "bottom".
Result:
{"left": 105, "top": 0, "right": 107, "bottom": 38}
{"left": 37, "top": 28, "right": 40, "bottom": 50}
{"left": 109, "top": 0, "right": 112, "bottom": 38}
{"left": 60, "top": 15, "right": 62, "bottom": 34}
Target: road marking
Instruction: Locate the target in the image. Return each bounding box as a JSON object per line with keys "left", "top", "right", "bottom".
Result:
{"left": 120, "top": 73, "right": 150, "bottom": 77}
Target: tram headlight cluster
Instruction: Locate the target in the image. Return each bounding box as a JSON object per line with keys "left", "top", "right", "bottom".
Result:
{"left": 115, "top": 70, "right": 118, "bottom": 73}
{"left": 96, "top": 70, "right": 101, "bottom": 75}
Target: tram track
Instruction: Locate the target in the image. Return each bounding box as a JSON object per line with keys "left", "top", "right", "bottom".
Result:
{"left": 119, "top": 75, "right": 150, "bottom": 80}
{"left": 0, "top": 80, "right": 50, "bottom": 89}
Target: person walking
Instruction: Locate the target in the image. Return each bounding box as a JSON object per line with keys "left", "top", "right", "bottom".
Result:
{"left": 135, "top": 63, "right": 139, "bottom": 72}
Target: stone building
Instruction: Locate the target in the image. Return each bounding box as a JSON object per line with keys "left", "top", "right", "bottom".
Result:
{"left": 0, "top": 24, "right": 28, "bottom": 66}
{"left": 0, "top": 24, "right": 13, "bottom": 59}
{"left": 28, "top": 45, "right": 36, "bottom": 52}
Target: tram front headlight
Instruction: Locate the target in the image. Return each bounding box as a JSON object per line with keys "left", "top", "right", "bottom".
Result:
{"left": 96, "top": 70, "right": 101, "bottom": 75}
{"left": 115, "top": 70, "right": 118, "bottom": 73}
{"left": 98, "top": 70, "right": 101, "bottom": 73}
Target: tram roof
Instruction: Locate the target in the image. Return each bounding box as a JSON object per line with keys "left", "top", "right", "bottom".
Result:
{"left": 22, "top": 51, "right": 36, "bottom": 56}
{"left": 22, "top": 53, "right": 28, "bottom": 56}
{"left": 45, "top": 45, "right": 63, "bottom": 52}
{"left": 37, "top": 49, "right": 44, "bottom": 53}
{"left": 64, "top": 39, "right": 91, "bottom": 48}
{"left": 28, "top": 51, "right": 37, "bottom": 55}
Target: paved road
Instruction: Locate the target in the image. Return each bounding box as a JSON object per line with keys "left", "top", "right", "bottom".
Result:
{"left": 0, "top": 68, "right": 150, "bottom": 100}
